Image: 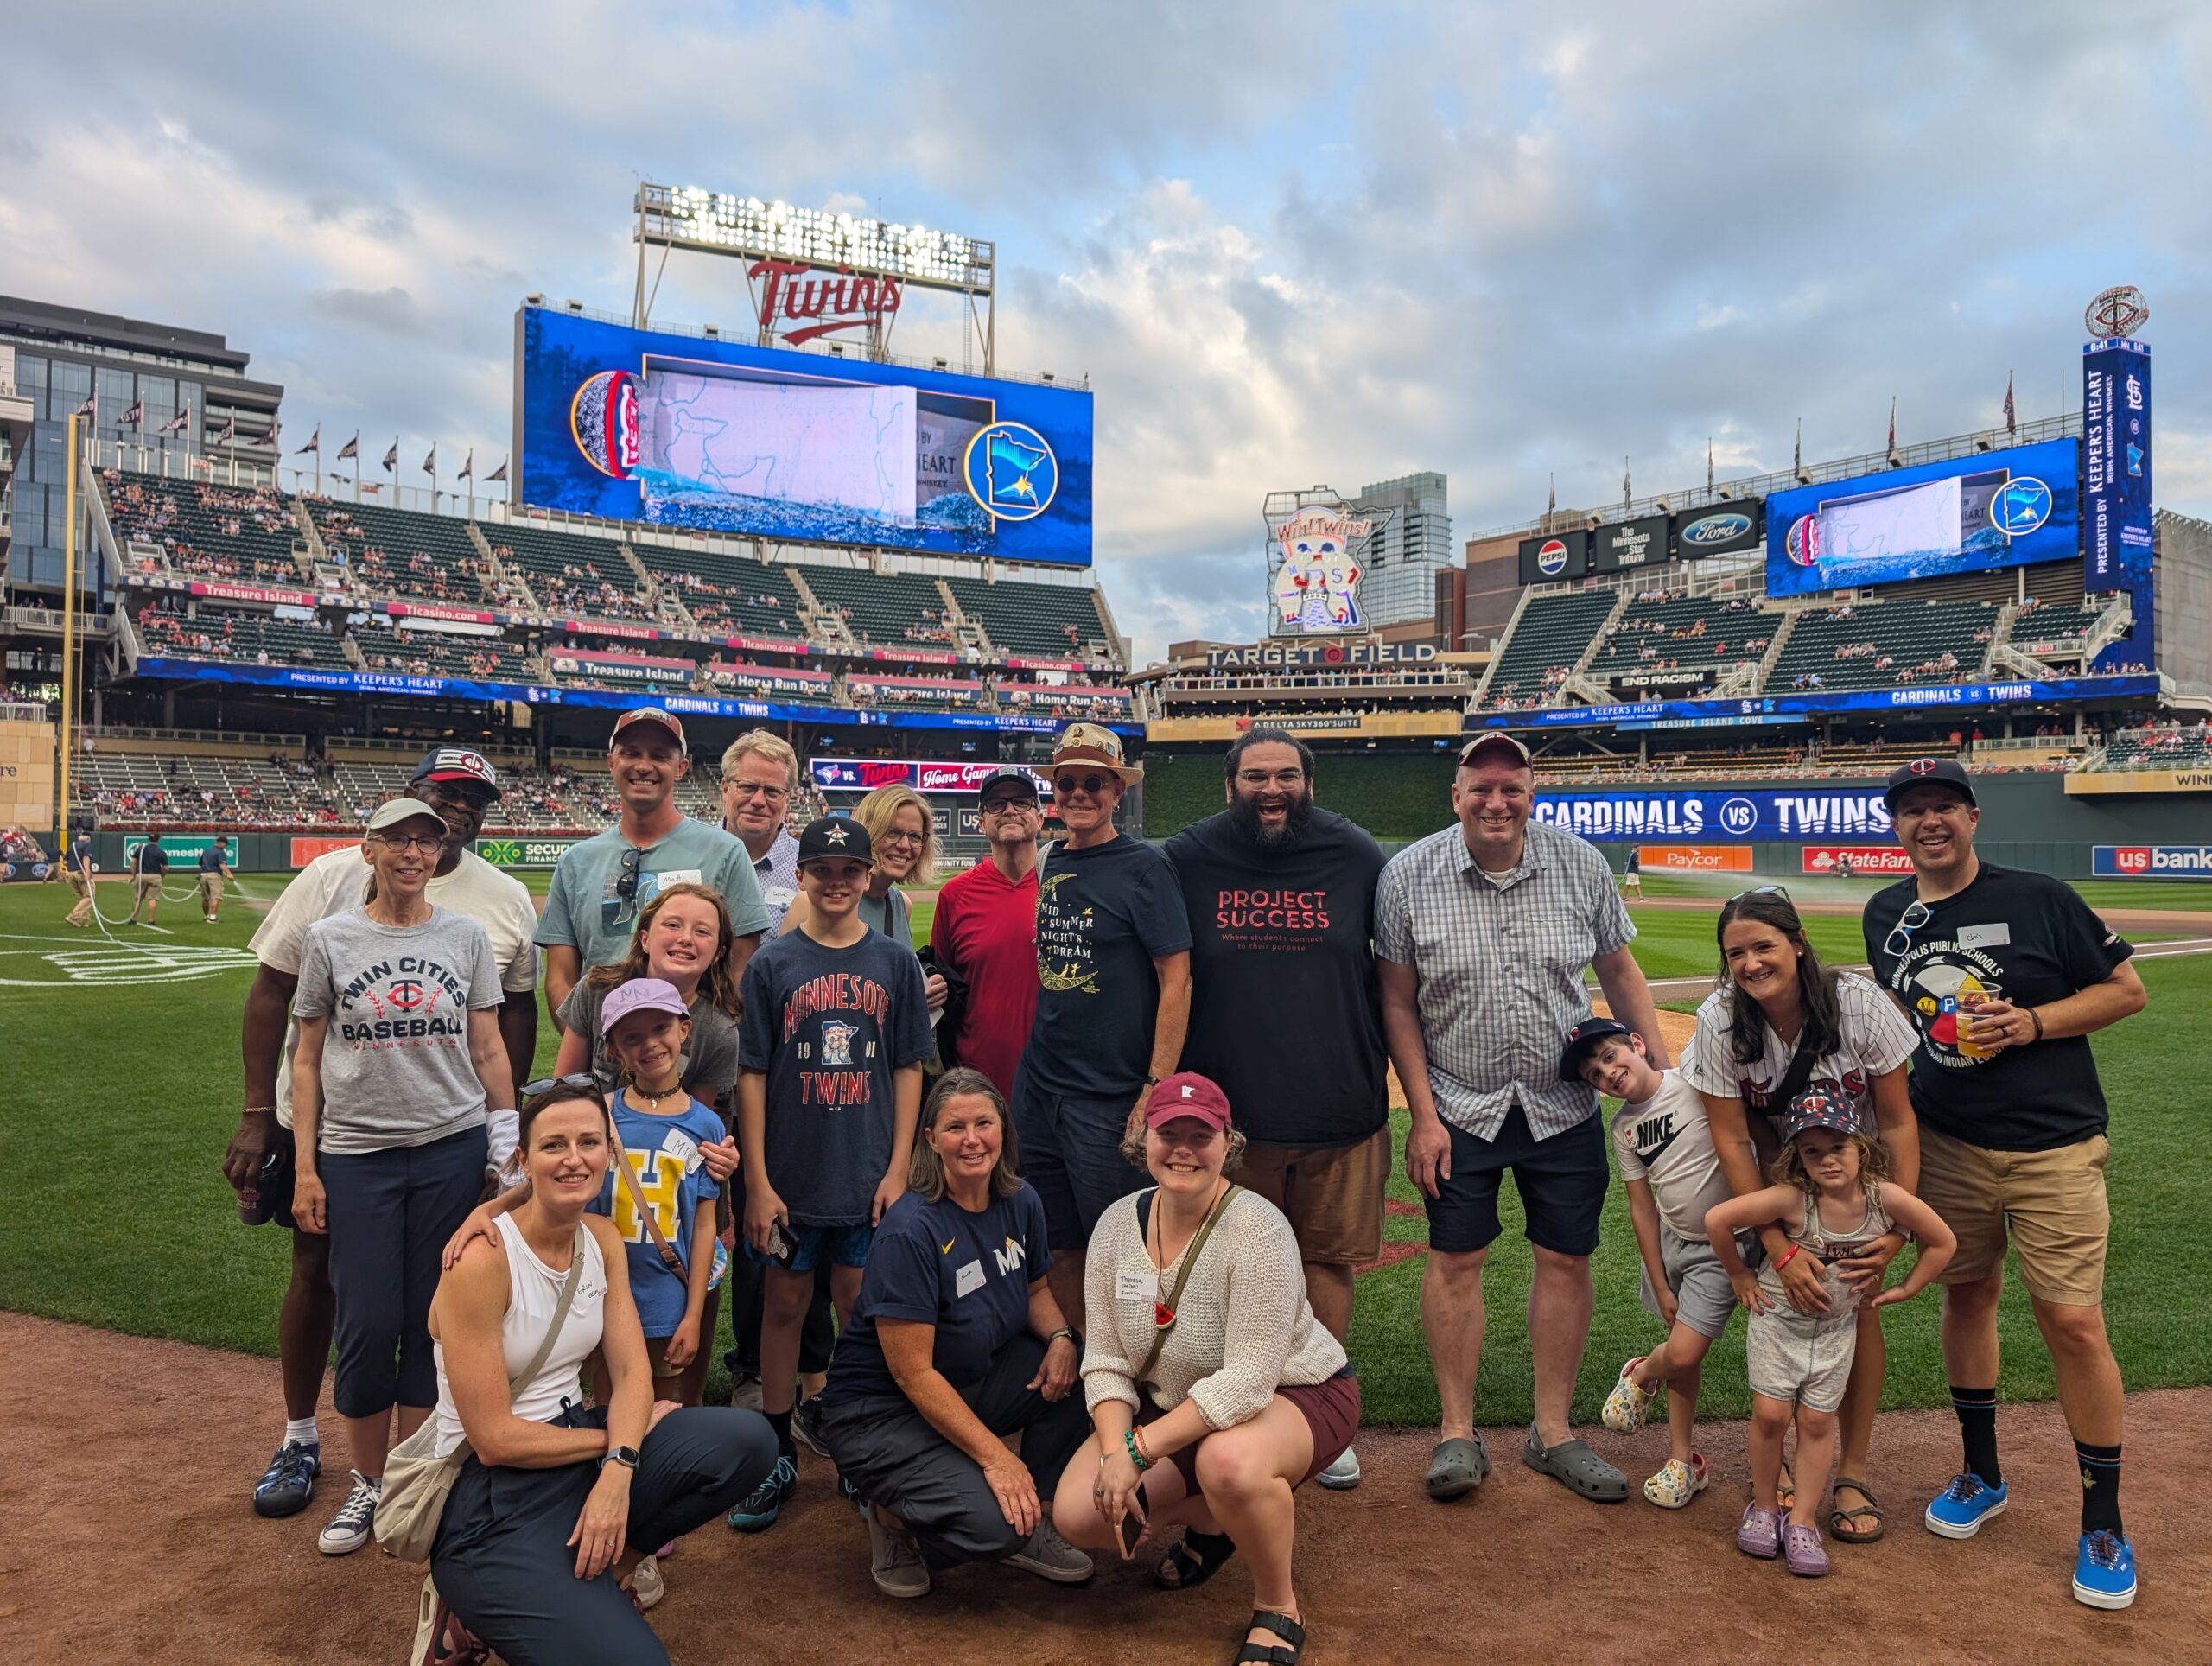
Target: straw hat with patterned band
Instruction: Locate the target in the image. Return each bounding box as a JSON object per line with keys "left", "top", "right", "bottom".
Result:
{"left": 1050, "top": 722, "right": 1142, "bottom": 784}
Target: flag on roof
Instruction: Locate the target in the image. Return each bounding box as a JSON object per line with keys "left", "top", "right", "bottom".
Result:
{"left": 486, "top": 458, "right": 509, "bottom": 484}
{"left": 337, "top": 432, "right": 359, "bottom": 462}
{"left": 296, "top": 425, "right": 320, "bottom": 455}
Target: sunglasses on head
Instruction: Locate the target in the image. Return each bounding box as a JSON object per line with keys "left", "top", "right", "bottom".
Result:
{"left": 520, "top": 1072, "right": 603, "bottom": 1100}
{"left": 1726, "top": 884, "right": 1791, "bottom": 904}
{"left": 1054, "top": 773, "right": 1113, "bottom": 796}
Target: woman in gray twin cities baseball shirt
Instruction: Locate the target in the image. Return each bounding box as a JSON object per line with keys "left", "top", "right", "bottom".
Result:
{"left": 289, "top": 800, "right": 515, "bottom": 1561}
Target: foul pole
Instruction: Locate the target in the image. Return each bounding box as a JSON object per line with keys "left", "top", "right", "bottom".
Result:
{"left": 58, "top": 413, "right": 79, "bottom": 856}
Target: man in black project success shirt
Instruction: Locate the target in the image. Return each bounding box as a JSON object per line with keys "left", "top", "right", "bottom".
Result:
{"left": 1013, "top": 723, "right": 1191, "bottom": 1332}
{"left": 1862, "top": 758, "right": 2148, "bottom": 1611}
{"left": 1166, "top": 728, "right": 1387, "bottom": 1491}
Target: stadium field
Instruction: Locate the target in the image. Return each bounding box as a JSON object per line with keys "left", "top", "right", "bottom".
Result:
{"left": 5, "top": 871, "right": 2206, "bottom": 1431}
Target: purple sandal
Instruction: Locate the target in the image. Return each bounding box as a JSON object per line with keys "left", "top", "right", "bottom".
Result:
{"left": 1736, "top": 1504, "right": 1781, "bottom": 1559}
{"left": 1783, "top": 1522, "right": 1831, "bottom": 1578}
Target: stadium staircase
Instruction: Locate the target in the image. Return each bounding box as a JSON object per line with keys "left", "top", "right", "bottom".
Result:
{"left": 1745, "top": 607, "right": 1803, "bottom": 695}
{"left": 465, "top": 525, "right": 543, "bottom": 615}
{"left": 782, "top": 564, "right": 856, "bottom": 650}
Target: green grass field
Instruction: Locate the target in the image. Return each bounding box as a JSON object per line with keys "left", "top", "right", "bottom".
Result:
{"left": 3, "top": 870, "right": 2205, "bottom": 1428}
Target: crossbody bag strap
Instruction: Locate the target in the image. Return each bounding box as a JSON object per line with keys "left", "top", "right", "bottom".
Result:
{"left": 607, "top": 1110, "right": 686, "bottom": 1276}
{"left": 1769, "top": 1027, "right": 1821, "bottom": 1114}
{"left": 1135, "top": 1183, "right": 1242, "bottom": 1386}
{"left": 511, "top": 1225, "right": 590, "bottom": 1393}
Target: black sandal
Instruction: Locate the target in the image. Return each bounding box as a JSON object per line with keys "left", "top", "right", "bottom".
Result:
{"left": 1236, "top": 1609, "right": 1306, "bottom": 1664}
{"left": 1154, "top": 1529, "right": 1236, "bottom": 1590}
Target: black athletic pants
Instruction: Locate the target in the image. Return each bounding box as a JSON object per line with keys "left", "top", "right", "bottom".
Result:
{"left": 431, "top": 1403, "right": 776, "bottom": 1665}
{"left": 817, "top": 1332, "right": 1092, "bottom": 1568}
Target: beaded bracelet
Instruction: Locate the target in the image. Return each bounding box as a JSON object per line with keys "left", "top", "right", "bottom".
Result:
{"left": 1124, "top": 1428, "right": 1151, "bottom": 1472}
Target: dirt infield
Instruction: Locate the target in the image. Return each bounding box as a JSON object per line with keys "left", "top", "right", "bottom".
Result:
{"left": 4, "top": 1315, "right": 2202, "bottom": 1663}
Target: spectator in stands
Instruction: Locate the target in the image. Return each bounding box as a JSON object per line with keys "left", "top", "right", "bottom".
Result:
{"left": 720, "top": 731, "right": 803, "bottom": 928}
{"left": 223, "top": 749, "right": 541, "bottom": 1524}
{"left": 1163, "top": 729, "right": 1387, "bottom": 1492}
{"left": 1012, "top": 725, "right": 1191, "bottom": 1333}
{"left": 287, "top": 798, "right": 516, "bottom": 1559}
{"left": 537, "top": 709, "right": 770, "bottom": 1020}
{"left": 1863, "top": 760, "right": 2148, "bottom": 1609}
{"left": 1376, "top": 734, "right": 1668, "bottom": 1508}
{"left": 929, "top": 768, "right": 1046, "bottom": 1099}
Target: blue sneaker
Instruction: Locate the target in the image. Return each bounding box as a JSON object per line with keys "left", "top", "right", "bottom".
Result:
{"left": 1923, "top": 1472, "right": 2008, "bottom": 1539}
{"left": 727, "top": 1454, "right": 798, "bottom": 1534}
{"left": 2072, "top": 1530, "right": 2138, "bottom": 1610}
{"left": 252, "top": 1440, "right": 321, "bottom": 1518}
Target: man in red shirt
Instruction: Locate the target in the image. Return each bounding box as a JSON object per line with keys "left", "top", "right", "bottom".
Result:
{"left": 928, "top": 767, "right": 1043, "bottom": 1097}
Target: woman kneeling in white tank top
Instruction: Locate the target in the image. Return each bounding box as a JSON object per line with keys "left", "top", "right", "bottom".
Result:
{"left": 425, "top": 1079, "right": 778, "bottom": 1665}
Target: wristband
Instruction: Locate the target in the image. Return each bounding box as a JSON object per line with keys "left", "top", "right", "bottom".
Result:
{"left": 1774, "top": 1243, "right": 1802, "bottom": 1270}
{"left": 1123, "top": 1428, "right": 1151, "bottom": 1472}
{"left": 2026, "top": 1007, "right": 2045, "bottom": 1041}
{"left": 1049, "top": 1326, "right": 1078, "bottom": 1345}
{"left": 242, "top": 1106, "right": 276, "bottom": 1116}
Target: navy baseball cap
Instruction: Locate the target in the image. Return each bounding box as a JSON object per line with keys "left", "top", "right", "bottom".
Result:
{"left": 976, "top": 766, "right": 1040, "bottom": 804}
{"left": 798, "top": 816, "right": 873, "bottom": 868}
{"left": 410, "top": 746, "right": 502, "bottom": 800}
{"left": 1883, "top": 756, "right": 1976, "bottom": 811}
{"left": 1559, "top": 1016, "right": 1634, "bottom": 1083}
{"left": 1780, "top": 1090, "right": 1859, "bottom": 1142}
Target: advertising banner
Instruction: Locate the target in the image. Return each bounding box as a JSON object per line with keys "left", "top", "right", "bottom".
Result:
{"left": 810, "top": 757, "right": 1053, "bottom": 797}
{"left": 474, "top": 836, "right": 587, "bottom": 868}
{"left": 1672, "top": 503, "right": 1764, "bottom": 559}
{"left": 517, "top": 308, "right": 1093, "bottom": 567}
{"left": 124, "top": 835, "right": 239, "bottom": 866}
{"left": 2092, "top": 844, "right": 2212, "bottom": 879}
{"left": 1534, "top": 787, "right": 1894, "bottom": 843}
{"left": 2064, "top": 767, "right": 2212, "bottom": 796}
{"left": 1802, "top": 844, "right": 1916, "bottom": 876}
{"left": 1517, "top": 530, "right": 1590, "bottom": 585}
{"left": 1266, "top": 503, "right": 1372, "bottom": 635}
{"left": 1763, "top": 437, "right": 2080, "bottom": 598}
{"left": 1636, "top": 844, "right": 1753, "bottom": 873}
{"left": 1591, "top": 515, "right": 1670, "bottom": 574}
{"left": 186, "top": 580, "right": 318, "bottom": 607}
{"left": 1471, "top": 672, "right": 2160, "bottom": 733}
{"left": 289, "top": 836, "right": 360, "bottom": 867}
{"left": 2081, "top": 339, "right": 2152, "bottom": 591}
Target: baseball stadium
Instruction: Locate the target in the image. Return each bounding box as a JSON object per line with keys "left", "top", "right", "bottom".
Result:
{"left": 3, "top": 166, "right": 2210, "bottom": 1666}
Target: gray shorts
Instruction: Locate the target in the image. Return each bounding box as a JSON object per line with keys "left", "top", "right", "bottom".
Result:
{"left": 1746, "top": 1308, "right": 1858, "bottom": 1413}
{"left": 1638, "top": 1229, "right": 1739, "bottom": 1341}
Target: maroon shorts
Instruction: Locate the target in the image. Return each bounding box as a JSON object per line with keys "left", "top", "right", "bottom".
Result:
{"left": 1140, "top": 1369, "right": 1362, "bottom": 1492}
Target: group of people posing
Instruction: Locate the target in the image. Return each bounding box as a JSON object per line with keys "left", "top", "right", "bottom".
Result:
{"left": 219, "top": 712, "right": 2148, "bottom": 1664}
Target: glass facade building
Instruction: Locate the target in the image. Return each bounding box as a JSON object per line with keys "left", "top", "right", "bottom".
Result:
{"left": 1351, "top": 471, "right": 1454, "bottom": 628}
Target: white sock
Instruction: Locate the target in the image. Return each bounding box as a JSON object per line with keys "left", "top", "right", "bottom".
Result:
{"left": 286, "top": 1416, "right": 320, "bottom": 1447}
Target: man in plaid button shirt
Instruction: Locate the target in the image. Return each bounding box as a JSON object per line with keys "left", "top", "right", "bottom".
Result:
{"left": 1377, "top": 733, "right": 1669, "bottom": 1505}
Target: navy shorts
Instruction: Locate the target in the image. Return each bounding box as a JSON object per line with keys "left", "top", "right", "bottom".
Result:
{"left": 1424, "top": 1105, "right": 1608, "bottom": 1257}
{"left": 742, "top": 1220, "right": 874, "bottom": 1273}
{"left": 1010, "top": 1069, "right": 1147, "bottom": 1253}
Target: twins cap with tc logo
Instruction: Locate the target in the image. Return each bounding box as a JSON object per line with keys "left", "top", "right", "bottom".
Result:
{"left": 1779, "top": 1090, "right": 1859, "bottom": 1142}
{"left": 1558, "top": 1016, "right": 1635, "bottom": 1084}
{"left": 410, "top": 746, "right": 502, "bottom": 799}
{"left": 610, "top": 706, "right": 689, "bottom": 755}
{"left": 797, "top": 816, "right": 874, "bottom": 867}
{"left": 1050, "top": 722, "right": 1142, "bottom": 782}
{"left": 1883, "top": 755, "right": 1976, "bottom": 810}
{"left": 1144, "top": 1071, "right": 1234, "bottom": 1132}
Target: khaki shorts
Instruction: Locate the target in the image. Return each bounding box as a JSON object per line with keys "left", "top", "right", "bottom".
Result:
{"left": 1917, "top": 1123, "right": 2111, "bottom": 1306}
{"left": 1234, "top": 1125, "right": 1390, "bottom": 1264}
{"left": 132, "top": 874, "right": 163, "bottom": 902}
{"left": 199, "top": 873, "right": 224, "bottom": 903}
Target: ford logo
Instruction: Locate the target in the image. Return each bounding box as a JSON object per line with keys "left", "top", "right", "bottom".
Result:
{"left": 1681, "top": 512, "right": 1751, "bottom": 545}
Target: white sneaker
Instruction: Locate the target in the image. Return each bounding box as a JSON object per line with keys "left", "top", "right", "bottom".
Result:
{"left": 628, "top": 1554, "right": 664, "bottom": 1611}
{"left": 1316, "top": 1445, "right": 1363, "bottom": 1491}
{"left": 868, "top": 1510, "right": 931, "bottom": 1599}
{"left": 317, "top": 1470, "right": 381, "bottom": 1555}
{"left": 1004, "top": 1519, "right": 1093, "bottom": 1585}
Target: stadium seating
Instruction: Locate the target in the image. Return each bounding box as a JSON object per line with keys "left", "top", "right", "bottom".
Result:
{"left": 135, "top": 605, "right": 351, "bottom": 670}
{"left": 308, "top": 499, "right": 512, "bottom": 608}
{"left": 1768, "top": 600, "right": 1999, "bottom": 693}
{"left": 1479, "top": 589, "right": 1620, "bottom": 708}
{"left": 355, "top": 628, "right": 537, "bottom": 684}
{"left": 801, "top": 566, "right": 963, "bottom": 652}
{"left": 2008, "top": 600, "right": 2105, "bottom": 654}
{"left": 486, "top": 522, "right": 659, "bottom": 622}
{"left": 2100, "top": 722, "right": 2212, "bottom": 770}
{"left": 632, "top": 544, "right": 810, "bottom": 640}
{"left": 941, "top": 574, "right": 1113, "bottom": 660}
{"left": 104, "top": 472, "right": 305, "bottom": 587}
{"left": 1586, "top": 591, "right": 1774, "bottom": 687}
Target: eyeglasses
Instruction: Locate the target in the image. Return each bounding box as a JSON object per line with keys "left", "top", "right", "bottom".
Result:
{"left": 1884, "top": 899, "right": 1932, "bottom": 959}
{"left": 1235, "top": 768, "right": 1306, "bottom": 786}
{"left": 877, "top": 829, "right": 925, "bottom": 848}
{"left": 1054, "top": 774, "right": 1113, "bottom": 796}
{"left": 980, "top": 796, "right": 1037, "bottom": 814}
{"left": 726, "top": 782, "right": 788, "bottom": 801}
{"left": 371, "top": 833, "right": 447, "bottom": 855}
{"left": 521, "top": 1072, "right": 602, "bottom": 1098}
{"left": 1726, "top": 884, "right": 1791, "bottom": 903}
{"left": 615, "top": 844, "right": 644, "bottom": 904}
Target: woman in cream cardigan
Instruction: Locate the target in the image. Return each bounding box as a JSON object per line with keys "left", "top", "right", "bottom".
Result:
{"left": 1051, "top": 1072, "right": 1357, "bottom": 1666}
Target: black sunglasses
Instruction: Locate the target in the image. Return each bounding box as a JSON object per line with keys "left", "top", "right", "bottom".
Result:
{"left": 1053, "top": 773, "right": 1113, "bottom": 795}
{"left": 614, "top": 844, "right": 644, "bottom": 904}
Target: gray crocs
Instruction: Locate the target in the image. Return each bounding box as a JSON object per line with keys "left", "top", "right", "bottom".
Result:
{"left": 1520, "top": 1426, "right": 1629, "bottom": 1503}
{"left": 1425, "top": 1434, "right": 1490, "bottom": 1501}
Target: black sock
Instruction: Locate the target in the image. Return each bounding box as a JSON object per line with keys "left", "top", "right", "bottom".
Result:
{"left": 1949, "top": 1386, "right": 2001, "bottom": 1488}
{"left": 766, "top": 1408, "right": 794, "bottom": 1459}
{"left": 2076, "top": 1441, "right": 2123, "bottom": 1536}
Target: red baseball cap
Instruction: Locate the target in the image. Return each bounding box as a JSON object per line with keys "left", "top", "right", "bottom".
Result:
{"left": 1144, "top": 1071, "right": 1233, "bottom": 1132}
{"left": 610, "top": 707, "right": 688, "bottom": 754}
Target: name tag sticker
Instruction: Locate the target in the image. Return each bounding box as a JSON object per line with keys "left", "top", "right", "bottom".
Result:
{"left": 955, "top": 1260, "right": 986, "bottom": 1299}
{"left": 662, "top": 1130, "right": 702, "bottom": 1173}
{"left": 1958, "top": 923, "right": 2010, "bottom": 949}
{"left": 659, "top": 868, "right": 704, "bottom": 887}
{"left": 1116, "top": 1269, "right": 1151, "bottom": 1302}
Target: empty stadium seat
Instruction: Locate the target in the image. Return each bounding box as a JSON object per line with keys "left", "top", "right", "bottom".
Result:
{"left": 135, "top": 605, "right": 351, "bottom": 671}
{"left": 800, "top": 566, "right": 963, "bottom": 652}
{"left": 630, "top": 543, "right": 809, "bottom": 640}
{"left": 1768, "top": 600, "right": 1999, "bottom": 693}
{"left": 1479, "top": 590, "right": 1620, "bottom": 708}
{"left": 941, "top": 574, "right": 1114, "bottom": 660}
{"left": 487, "top": 522, "right": 658, "bottom": 622}
{"left": 307, "top": 499, "right": 514, "bottom": 609}
{"left": 1586, "top": 591, "right": 1775, "bottom": 690}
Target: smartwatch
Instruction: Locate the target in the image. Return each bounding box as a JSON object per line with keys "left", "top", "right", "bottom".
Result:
{"left": 1049, "top": 1326, "right": 1078, "bottom": 1345}
{"left": 603, "top": 1445, "right": 640, "bottom": 1471}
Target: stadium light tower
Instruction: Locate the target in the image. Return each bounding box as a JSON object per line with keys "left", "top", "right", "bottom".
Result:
{"left": 632, "top": 183, "right": 998, "bottom": 372}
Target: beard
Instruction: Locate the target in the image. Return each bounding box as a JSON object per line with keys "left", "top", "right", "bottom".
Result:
{"left": 1229, "top": 788, "right": 1315, "bottom": 849}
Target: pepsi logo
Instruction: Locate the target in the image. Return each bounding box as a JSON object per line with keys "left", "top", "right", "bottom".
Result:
{"left": 1536, "top": 538, "right": 1569, "bottom": 575}
{"left": 1681, "top": 511, "right": 1751, "bottom": 546}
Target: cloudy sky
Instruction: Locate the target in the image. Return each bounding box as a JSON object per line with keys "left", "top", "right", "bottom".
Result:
{"left": 3, "top": 1, "right": 2206, "bottom": 659}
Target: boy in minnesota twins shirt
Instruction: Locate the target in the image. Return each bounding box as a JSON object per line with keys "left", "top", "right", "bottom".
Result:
{"left": 731, "top": 817, "right": 931, "bottom": 1532}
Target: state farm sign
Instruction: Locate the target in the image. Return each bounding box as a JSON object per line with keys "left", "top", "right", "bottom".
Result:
{"left": 750, "top": 260, "right": 903, "bottom": 347}
{"left": 1802, "top": 844, "right": 1916, "bottom": 876}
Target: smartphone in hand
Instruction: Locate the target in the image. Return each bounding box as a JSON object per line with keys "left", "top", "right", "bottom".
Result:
{"left": 1116, "top": 1493, "right": 1147, "bottom": 1559}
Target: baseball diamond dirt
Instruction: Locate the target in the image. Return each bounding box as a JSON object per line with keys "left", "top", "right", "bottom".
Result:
{"left": 4, "top": 1314, "right": 2202, "bottom": 1663}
